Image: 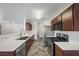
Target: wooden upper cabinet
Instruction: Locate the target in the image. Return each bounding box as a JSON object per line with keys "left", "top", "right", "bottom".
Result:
{"left": 56, "top": 14, "right": 62, "bottom": 23}
{"left": 51, "top": 20, "right": 53, "bottom": 30}
{"left": 53, "top": 18, "right": 57, "bottom": 24}
{"left": 62, "top": 6, "right": 74, "bottom": 31}
{"left": 51, "top": 3, "right": 79, "bottom": 31}
{"left": 51, "top": 14, "right": 62, "bottom": 31}
{"left": 74, "top": 4, "right": 79, "bottom": 31}
{"left": 26, "top": 22, "right": 32, "bottom": 31}
{"left": 51, "top": 18, "right": 57, "bottom": 30}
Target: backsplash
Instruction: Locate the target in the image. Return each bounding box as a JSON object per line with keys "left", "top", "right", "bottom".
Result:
{"left": 68, "top": 32, "right": 79, "bottom": 43}
{"left": 44, "top": 31, "right": 54, "bottom": 37}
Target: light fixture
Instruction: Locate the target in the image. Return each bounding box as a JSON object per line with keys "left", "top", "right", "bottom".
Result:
{"left": 12, "top": 22, "right": 16, "bottom": 26}
{"left": 32, "top": 9, "right": 44, "bottom": 19}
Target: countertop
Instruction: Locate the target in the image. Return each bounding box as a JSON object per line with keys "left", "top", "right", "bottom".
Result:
{"left": 0, "top": 33, "right": 33, "bottom": 52}
{"left": 55, "top": 42, "right": 79, "bottom": 50}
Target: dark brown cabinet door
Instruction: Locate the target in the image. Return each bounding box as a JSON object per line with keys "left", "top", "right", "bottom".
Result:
{"left": 56, "top": 14, "right": 62, "bottom": 23}
{"left": 51, "top": 20, "right": 53, "bottom": 30}
{"left": 25, "top": 35, "right": 34, "bottom": 55}
{"left": 55, "top": 44, "right": 62, "bottom": 56}
{"left": 51, "top": 18, "right": 57, "bottom": 30}
{"left": 51, "top": 14, "right": 62, "bottom": 31}
{"left": 55, "top": 44, "right": 79, "bottom": 56}
{"left": 0, "top": 52, "right": 15, "bottom": 56}
{"left": 26, "top": 22, "right": 32, "bottom": 31}
{"left": 74, "top": 4, "right": 79, "bottom": 31}
{"left": 62, "top": 6, "right": 74, "bottom": 31}
{"left": 25, "top": 39, "right": 31, "bottom": 55}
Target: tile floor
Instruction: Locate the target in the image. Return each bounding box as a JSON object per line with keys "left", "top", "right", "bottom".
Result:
{"left": 27, "top": 39, "right": 49, "bottom": 56}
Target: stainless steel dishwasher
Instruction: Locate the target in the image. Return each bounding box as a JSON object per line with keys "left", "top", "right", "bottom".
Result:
{"left": 15, "top": 43, "right": 26, "bottom": 56}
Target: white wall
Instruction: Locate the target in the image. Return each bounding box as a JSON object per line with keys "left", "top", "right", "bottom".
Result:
{"left": 38, "top": 20, "right": 51, "bottom": 37}
{"left": 32, "top": 21, "right": 37, "bottom": 40}
{"left": 0, "top": 20, "right": 21, "bottom": 35}
{"left": 39, "top": 23, "right": 45, "bottom": 37}
{"left": 68, "top": 31, "right": 79, "bottom": 43}
{"left": 28, "top": 19, "right": 51, "bottom": 40}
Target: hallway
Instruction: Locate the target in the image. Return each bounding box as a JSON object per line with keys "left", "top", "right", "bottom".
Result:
{"left": 27, "top": 39, "right": 49, "bottom": 56}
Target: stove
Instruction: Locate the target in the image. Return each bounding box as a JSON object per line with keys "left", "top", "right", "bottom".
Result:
{"left": 47, "top": 33, "right": 69, "bottom": 56}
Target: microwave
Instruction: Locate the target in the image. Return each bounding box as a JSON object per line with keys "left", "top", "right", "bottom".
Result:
{"left": 53, "top": 21, "right": 62, "bottom": 30}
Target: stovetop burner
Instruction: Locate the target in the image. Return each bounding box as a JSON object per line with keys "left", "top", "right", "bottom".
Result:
{"left": 47, "top": 36, "right": 68, "bottom": 42}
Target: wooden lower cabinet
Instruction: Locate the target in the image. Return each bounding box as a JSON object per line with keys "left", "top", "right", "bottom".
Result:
{"left": 55, "top": 44, "right": 62, "bottom": 56}
{"left": 25, "top": 35, "right": 34, "bottom": 55}
{"left": 55, "top": 44, "right": 79, "bottom": 56}
{"left": 0, "top": 52, "right": 15, "bottom": 56}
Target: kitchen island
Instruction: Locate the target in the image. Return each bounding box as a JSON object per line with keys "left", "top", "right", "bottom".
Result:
{"left": 0, "top": 33, "right": 34, "bottom": 56}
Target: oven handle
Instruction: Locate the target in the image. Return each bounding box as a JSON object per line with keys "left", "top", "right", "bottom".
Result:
{"left": 48, "top": 40, "right": 53, "bottom": 46}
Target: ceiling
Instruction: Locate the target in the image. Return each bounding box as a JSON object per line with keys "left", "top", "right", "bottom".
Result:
{"left": 0, "top": 3, "right": 71, "bottom": 24}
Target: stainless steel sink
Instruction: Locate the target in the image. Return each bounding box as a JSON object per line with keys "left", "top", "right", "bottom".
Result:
{"left": 16, "top": 36, "right": 29, "bottom": 40}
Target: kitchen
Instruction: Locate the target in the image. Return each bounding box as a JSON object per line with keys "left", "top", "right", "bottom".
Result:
{"left": 0, "top": 3, "right": 79, "bottom": 56}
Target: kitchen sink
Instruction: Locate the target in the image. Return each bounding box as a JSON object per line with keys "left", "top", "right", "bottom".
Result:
{"left": 16, "top": 36, "right": 29, "bottom": 40}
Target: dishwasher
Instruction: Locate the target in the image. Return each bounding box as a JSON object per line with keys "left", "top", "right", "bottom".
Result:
{"left": 47, "top": 38, "right": 54, "bottom": 56}
{"left": 15, "top": 43, "right": 26, "bottom": 56}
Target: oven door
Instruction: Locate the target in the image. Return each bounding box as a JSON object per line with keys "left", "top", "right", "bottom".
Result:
{"left": 47, "top": 39, "right": 53, "bottom": 56}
